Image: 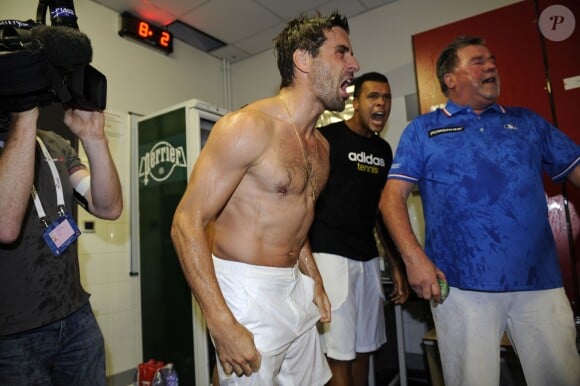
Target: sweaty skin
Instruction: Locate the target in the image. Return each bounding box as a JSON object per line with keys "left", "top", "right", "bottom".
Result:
{"left": 210, "top": 104, "right": 329, "bottom": 267}
{"left": 171, "top": 25, "right": 359, "bottom": 378}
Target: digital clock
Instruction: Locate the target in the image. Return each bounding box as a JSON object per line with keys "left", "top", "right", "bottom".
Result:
{"left": 118, "top": 12, "right": 173, "bottom": 54}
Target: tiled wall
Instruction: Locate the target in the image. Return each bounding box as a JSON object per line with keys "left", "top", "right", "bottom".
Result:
{"left": 77, "top": 111, "right": 140, "bottom": 376}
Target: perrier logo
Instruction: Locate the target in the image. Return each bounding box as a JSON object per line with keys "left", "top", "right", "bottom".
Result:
{"left": 139, "top": 141, "right": 186, "bottom": 185}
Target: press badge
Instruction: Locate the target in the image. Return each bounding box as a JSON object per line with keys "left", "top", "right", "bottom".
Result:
{"left": 42, "top": 211, "right": 81, "bottom": 256}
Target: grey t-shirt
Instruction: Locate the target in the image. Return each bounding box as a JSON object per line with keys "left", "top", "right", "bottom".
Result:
{"left": 0, "top": 129, "right": 89, "bottom": 335}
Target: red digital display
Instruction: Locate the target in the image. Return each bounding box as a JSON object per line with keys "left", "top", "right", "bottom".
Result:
{"left": 119, "top": 12, "right": 173, "bottom": 54}
{"left": 138, "top": 21, "right": 151, "bottom": 38}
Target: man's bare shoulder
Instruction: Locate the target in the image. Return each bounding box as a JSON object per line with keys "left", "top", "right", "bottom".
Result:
{"left": 214, "top": 98, "right": 280, "bottom": 139}
{"left": 202, "top": 97, "right": 283, "bottom": 168}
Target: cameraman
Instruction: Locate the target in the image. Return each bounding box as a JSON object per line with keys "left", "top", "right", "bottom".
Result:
{"left": 0, "top": 105, "right": 122, "bottom": 384}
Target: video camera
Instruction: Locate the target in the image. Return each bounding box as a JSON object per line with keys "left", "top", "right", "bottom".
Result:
{"left": 0, "top": 0, "right": 106, "bottom": 112}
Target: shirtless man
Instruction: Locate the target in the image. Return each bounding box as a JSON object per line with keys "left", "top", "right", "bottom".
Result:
{"left": 171, "top": 12, "right": 359, "bottom": 386}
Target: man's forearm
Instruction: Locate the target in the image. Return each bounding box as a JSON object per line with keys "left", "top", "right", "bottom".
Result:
{"left": 380, "top": 182, "right": 424, "bottom": 266}
{"left": 0, "top": 111, "right": 38, "bottom": 241}
{"left": 82, "top": 137, "right": 123, "bottom": 219}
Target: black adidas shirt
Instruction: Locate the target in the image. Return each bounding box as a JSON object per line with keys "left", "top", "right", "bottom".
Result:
{"left": 309, "top": 121, "right": 392, "bottom": 261}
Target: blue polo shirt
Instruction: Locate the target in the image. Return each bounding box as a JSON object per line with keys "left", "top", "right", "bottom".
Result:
{"left": 389, "top": 101, "right": 580, "bottom": 291}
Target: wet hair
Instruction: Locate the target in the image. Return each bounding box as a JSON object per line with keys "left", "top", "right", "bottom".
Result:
{"left": 352, "top": 72, "right": 389, "bottom": 99}
{"left": 436, "top": 36, "right": 486, "bottom": 95}
{"left": 273, "top": 11, "right": 350, "bottom": 89}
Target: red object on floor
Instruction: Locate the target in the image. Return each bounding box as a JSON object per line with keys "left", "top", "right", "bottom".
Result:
{"left": 138, "top": 359, "right": 165, "bottom": 386}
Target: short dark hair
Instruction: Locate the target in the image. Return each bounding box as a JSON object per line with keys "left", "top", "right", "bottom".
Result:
{"left": 273, "top": 11, "right": 350, "bottom": 89}
{"left": 352, "top": 72, "right": 389, "bottom": 99}
{"left": 436, "top": 36, "right": 486, "bottom": 95}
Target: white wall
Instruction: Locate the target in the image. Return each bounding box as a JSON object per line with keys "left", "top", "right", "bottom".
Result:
{"left": 76, "top": 111, "right": 135, "bottom": 376}
{"left": 1, "top": 0, "right": 522, "bottom": 378}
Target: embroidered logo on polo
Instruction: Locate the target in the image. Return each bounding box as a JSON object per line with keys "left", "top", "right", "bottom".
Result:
{"left": 429, "top": 126, "right": 464, "bottom": 137}
{"left": 504, "top": 123, "right": 518, "bottom": 130}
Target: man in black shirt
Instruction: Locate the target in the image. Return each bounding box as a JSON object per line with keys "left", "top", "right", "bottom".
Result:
{"left": 309, "top": 72, "right": 409, "bottom": 386}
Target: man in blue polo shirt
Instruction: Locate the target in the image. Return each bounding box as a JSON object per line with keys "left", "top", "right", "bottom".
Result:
{"left": 381, "top": 36, "right": 580, "bottom": 385}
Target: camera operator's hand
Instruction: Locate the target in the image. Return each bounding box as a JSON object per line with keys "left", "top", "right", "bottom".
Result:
{"left": 64, "top": 107, "right": 123, "bottom": 220}
{"left": 63, "top": 108, "right": 105, "bottom": 142}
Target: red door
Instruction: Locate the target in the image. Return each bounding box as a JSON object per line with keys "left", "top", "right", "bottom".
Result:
{"left": 412, "top": 0, "right": 580, "bottom": 313}
{"left": 538, "top": 0, "right": 580, "bottom": 315}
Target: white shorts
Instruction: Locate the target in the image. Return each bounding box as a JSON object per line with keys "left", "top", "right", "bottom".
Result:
{"left": 431, "top": 287, "right": 580, "bottom": 386}
{"left": 213, "top": 256, "right": 331, "bottom": 386}
{"left": 313, "top": 253, "right": 387, "bottom": 361}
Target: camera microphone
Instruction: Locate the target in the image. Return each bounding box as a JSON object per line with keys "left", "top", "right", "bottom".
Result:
{"left": 30, "top": 24, "right": 91, "bottom": 70}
